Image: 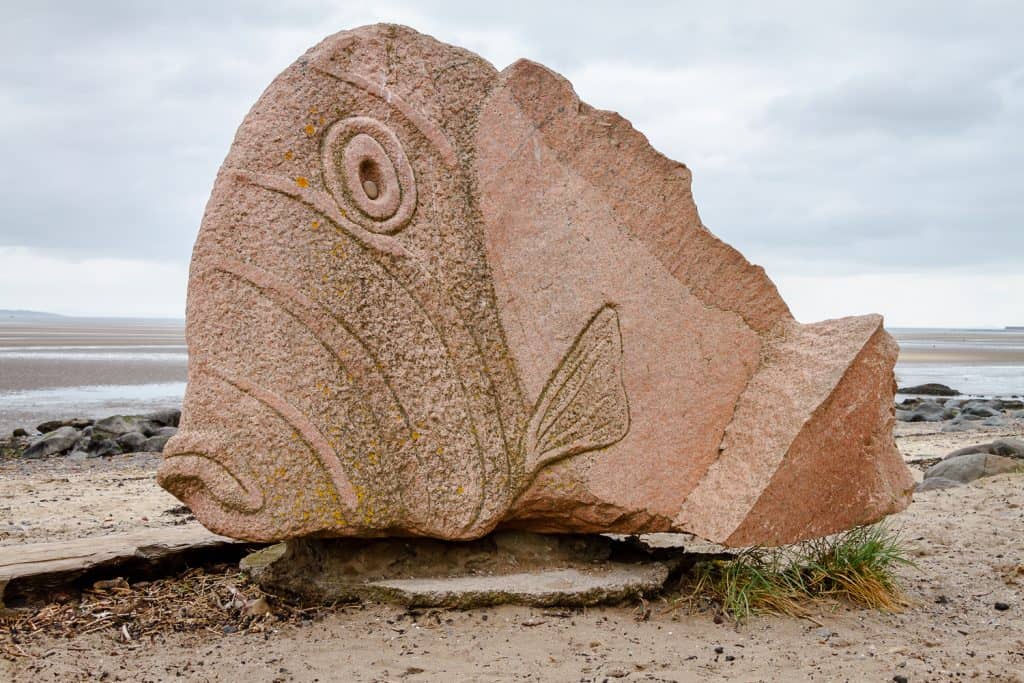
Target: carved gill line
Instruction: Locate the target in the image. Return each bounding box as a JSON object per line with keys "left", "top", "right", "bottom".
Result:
{"left": 203, "top": 258, "right": 426, "bottom": 515}
{"left": 312, "top": 65, "right": 458, "bottom": 168}
{"left": 160, "top": 451, "right": 265, "bottom": 514}
{"left": 197, "top": 360, "right": 359, "bottom": 512}
{"left": 205, "top": 256, "right": 411, "bottom": 436}
{"left": 233, "top": 171, "right": 516, "bottom": 532}
{"left": 314, "top": 61, "right": 521, "bottom": 492}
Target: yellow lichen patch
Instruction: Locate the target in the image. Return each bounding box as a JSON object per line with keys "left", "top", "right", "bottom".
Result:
{"left": 411, "top": 431, "right": 421, "bottom": 441}
{"left": 304, "top": 123, "right": 316, "bottom": 136}
{"left": 334, "top": 287, "right": 347, "bottom": 299}
{"left": 456, "top": 485, "right": 464, "bottom": 495}
{"left": 331, "top": 244, "right": 346, "bottom": 259}
{"left": 283, "top": 150, "right": 294, "bottom": 161}
{"left": 435, "top": 446, "right": 444, "bottom": 456}
{"left": 309, "top": 106, "right": 318, "bottom": 115}
{"left": 311, "top": 219, "right": 321, "bottom": 230}
{"left": 296, "top": 176, "right": 310, "bottom": 188}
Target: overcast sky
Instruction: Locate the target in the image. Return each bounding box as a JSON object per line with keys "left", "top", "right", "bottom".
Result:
{"left": 0, "top": 1, "right": 1021, "bottom": 326}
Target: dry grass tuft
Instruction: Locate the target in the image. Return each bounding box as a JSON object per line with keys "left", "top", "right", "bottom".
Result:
{"left": 681, "top": 523, "right": 913, "bottom": 621}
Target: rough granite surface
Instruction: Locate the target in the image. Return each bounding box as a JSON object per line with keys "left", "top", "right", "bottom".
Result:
{"left": 158, "top": 24, "right": 914, "bottom": 546}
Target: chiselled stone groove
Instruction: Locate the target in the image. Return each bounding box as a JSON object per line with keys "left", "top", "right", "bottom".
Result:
{"left": 195, "top": 360, "right": 360, "bottom": 512}
{"left": 201, "top": 257, "right": 408, "bottom": 434}
{"left": 159, "top": 452, "right": 265, "bottom": 514}
{"left": 232, "top": 168, "right": 517, "bottom": 533}
{"left": 312, "top": 63, "right": 459, "bottom": 168}
{"left": 309, "top": 62, "right": 528, "bottom": 505}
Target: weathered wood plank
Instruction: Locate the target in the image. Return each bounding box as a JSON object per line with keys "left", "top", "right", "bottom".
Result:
{"left": 0, "top": 525, "right": 247, "bottom": 607}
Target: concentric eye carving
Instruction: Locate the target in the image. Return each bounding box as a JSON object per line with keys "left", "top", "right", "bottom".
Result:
{"left": 322, "top": 116, "right": 417, "bottom": 235}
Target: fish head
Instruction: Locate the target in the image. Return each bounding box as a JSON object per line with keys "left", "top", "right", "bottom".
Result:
{"left": 158, "top": 24, "right": 538, "bottom": 540}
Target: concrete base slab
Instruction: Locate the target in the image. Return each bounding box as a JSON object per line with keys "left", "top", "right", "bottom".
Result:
{"left": 242, "top": 531, "right": 688, "bottom": 607}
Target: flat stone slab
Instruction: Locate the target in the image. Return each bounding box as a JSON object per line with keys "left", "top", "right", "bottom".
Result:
{"left": 367, "top": 564, "right": 671, "bottom": 608}
{"left": 243, "top": 531, "right": 684, "bottom": 607}
{"left": 0, "top": 526, "right": 245, "bottom": 607}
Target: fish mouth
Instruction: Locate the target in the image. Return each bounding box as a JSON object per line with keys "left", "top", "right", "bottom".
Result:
{"left": 157, "top": 440, "right": 266, "bottom": 539}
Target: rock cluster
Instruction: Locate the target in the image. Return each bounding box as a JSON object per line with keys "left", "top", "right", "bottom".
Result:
{"left": 6, "top": 409, "right": 181, "bottom": 460}
{"left": 919, "top": 438, "right": 1024, "bottom": 489}
{"left": 895, "top": 396, "right": 1023, "bottom": 432}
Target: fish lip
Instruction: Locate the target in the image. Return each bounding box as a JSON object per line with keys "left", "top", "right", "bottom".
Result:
{"left": 157, "top": 451, "right": 265, "bottom": 520}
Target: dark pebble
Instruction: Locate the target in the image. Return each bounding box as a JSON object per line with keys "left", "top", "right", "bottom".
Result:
{"left": 714, "top": 646, "right": 724, "bottom": 654}
{"left": 893, "top": 676, "right": 908, "bottom": 683}
{"left": 934, "top": 595, "right": 949, "bottom": 604}
{"left": 724, "top": 655, "right": 735, "bottom": 662}
{"left": 994, "top": 602, "right": 1010, "bottom": 611}
{"left": 223, "top": 624, "right": 237, "bottom": 634}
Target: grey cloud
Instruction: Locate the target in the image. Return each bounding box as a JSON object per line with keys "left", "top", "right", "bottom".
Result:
{"left": 0, "top": 0, "right": 1021, "bottom": 281}
{"left": 763, "top": 72, "right": 1004, "bottom": 136}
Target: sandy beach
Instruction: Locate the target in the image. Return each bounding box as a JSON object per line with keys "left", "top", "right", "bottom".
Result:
{"left": 2, "top": 417, "right": 1023, "bottom": 681}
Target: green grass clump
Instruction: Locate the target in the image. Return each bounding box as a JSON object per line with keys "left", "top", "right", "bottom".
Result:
{"left": 685, "top": 523, "right": 914, "bottom": 621}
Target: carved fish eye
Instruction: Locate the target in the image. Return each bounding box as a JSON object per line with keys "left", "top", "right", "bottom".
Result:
{"left": 322, "top": 116, "right": 417, "bottom": 235}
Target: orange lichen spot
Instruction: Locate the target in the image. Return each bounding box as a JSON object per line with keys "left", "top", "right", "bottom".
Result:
{"left": 304, "top": 123, "right": 316, "bottom": 136}
{"left": 296, "top": 176, "right": 310, "bottom": 188}
{"left": 309, "top": 106, "right": 318, "bottom": 115}
{"left": 411, "top": 431, "right": 421, "bottom": 441}
{"left": 283, "top": 150, "right": 294, "bottom": 161}
{"left": 318, "top": 116, "right": 325, "bottom": 125}
{"left": 331, "top": 244, "right": 346, "bottom": 259}
{"left": 435, "top": 446, "right": 444, "bottom": 456}
{"left": 456, "top": 486, "right": 464, "bottom": 495}
{"left": 311, "top": 219, "right": 321, "bottom": 230}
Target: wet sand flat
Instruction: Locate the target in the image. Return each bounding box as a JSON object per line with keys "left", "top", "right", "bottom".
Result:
{"left": 0, "top": 319, "right": 186, "bottom": 433}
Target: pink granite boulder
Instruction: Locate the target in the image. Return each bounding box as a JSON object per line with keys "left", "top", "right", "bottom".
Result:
{"left": 158, "top": 24, "right": 913, "bottom": 546}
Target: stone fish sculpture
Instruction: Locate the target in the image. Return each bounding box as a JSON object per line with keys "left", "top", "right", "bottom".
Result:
{"left": 158, "top": 24, "right": 914, "bottom": 546}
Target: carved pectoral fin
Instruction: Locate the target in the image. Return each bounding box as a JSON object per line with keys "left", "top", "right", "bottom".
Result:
{"left": 522, "top": 305, "right": 630, "bottom": 476}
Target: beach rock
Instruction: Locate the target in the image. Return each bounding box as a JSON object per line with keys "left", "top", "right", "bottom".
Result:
{"left": 92, "top": 415, "right": 161, "bottom": 440}
{"left": 158, "top": 23, "right": 913, "bottom": 547}
{"left": 924, "top": 453, "right": 1019, "bottom": 484}
{"left": 115, "top": 431, "right": 148, "bottom": 452}
{"left": 89, "top": 439, "right": 122, "bottom": 458}
{"left": 36, "top": 418, "right": 93, "bottom": 433}
{"left": 141, "top": 434, "right": 172, "bottom": 453}
{"left": 22, "top": 426, "right": 80, "bottom": 459}
{"left": 982, "top": 416, "right": 1007, "bottom": 427}
{"left": 897, "top": 383, "right": 960, "bottom": 396}
{"left": 150, "top": 426, "right": 178, "bottom": 438}
{"left": 915, "top": 477, "right": 963, "bottom": 492}
{"left": 896, "top": 400, "right": 946, "bottom": 422}
{"left": 1001, "top": 399, "right": 1024, "bottom": 410}
{"left": 937, "top": 417, "right": 970, "bottom": 432}
{"left": 945, "top": 443, "right": 995, "bottom": 459}
{"left": 993, "top": 438, "right": 1024, "bottom": 458}
{"left": 143, "top": 408, "right": 181, "bottom": 428}
{"left": 960, "top": 401, "right": 1002, "bottom": 419}
{"left": 11, "top": 428, "right": 27, "bottom": 438}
